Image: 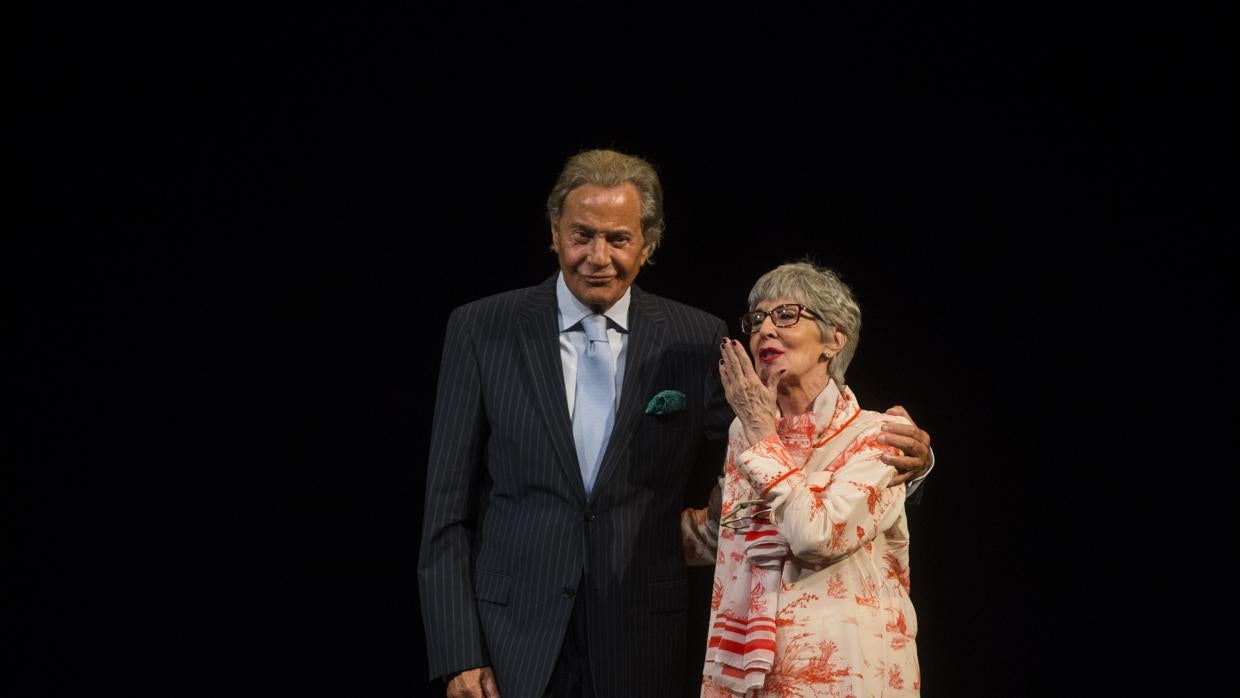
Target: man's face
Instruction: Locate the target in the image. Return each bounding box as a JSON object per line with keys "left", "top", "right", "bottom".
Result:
{"left": 552, "top": 183, "right": 651, "bottom": 312}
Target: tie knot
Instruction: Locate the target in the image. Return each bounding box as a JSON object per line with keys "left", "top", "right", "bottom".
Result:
{"left": 582, "top": 314, "right": 609, "bottom": 343}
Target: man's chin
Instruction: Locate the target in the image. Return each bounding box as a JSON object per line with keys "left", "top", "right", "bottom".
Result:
{"left": 581, "top": 294, "right": 617, "bottom": 310}
{"left": 571, "top": 283, "right": 623, "bottom": 309}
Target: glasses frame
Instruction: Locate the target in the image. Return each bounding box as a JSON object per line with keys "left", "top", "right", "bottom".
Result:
{"left": 739, "top": 303, "right": 821, "bottom": 335}
{"left": 719, "top": 498, "right": 773, "bottom": 531}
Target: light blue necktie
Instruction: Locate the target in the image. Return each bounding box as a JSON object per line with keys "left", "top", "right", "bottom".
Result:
{"left": 573, "top": 314, "right": 615, "bottom": 495}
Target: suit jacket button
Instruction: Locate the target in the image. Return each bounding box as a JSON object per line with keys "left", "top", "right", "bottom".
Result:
{"left": 584, "top": 510, "right": 596, "bottom": 522}
{"left": 562, "top": 587, "right": 575, "bottom": 599}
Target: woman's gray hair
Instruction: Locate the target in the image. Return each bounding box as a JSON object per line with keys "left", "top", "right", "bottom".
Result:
{"left": 545, "top": 149, "right": 665, "bottom": 261}
{"left": 748, "top": 261, "right": 862, "bottom": 387}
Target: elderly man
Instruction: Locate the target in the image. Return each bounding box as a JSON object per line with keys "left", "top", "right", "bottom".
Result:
{"left": 417, "top": 149, "right": 932, "bottom": 698}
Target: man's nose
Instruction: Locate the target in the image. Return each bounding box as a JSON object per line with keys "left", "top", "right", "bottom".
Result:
{"left": 586, "top": 237, "right": 611, "bottom": 266}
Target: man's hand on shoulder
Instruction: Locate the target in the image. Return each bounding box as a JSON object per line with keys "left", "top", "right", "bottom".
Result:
{"left": 879, "top": 405, "right": 932, "bottom": 486}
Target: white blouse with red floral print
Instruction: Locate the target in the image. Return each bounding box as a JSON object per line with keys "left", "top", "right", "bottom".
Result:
{"left": 682, "top": 380, "right": 921, "bottom": 698}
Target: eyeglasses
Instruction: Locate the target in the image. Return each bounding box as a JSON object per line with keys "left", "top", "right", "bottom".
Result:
{"left": 739, "top": 303, "right": 820, "bottom": 334}
{"left": 720, "top": 499, "right": 773, "bottom": 531}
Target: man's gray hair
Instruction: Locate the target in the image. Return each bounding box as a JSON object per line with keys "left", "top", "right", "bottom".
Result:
{"left": 546, "top": 149, "right": 665, "bottom": 261}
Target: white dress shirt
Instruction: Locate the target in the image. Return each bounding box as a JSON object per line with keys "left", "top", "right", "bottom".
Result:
{"left": 556, "top": 272, "right": 628, "bottom": 418}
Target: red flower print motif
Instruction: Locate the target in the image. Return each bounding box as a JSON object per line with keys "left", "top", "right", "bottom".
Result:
{"left": 778, "top": 592, "right": 819, "bottom": 616}
{"left": 827, "top": 574, "right": 847, "bottom": 599}
{"left": 850, "top": 480, "right": 882, "bottom": 516}
{"left": 807, "top": 492, "right": 825, "bottom": 522}
{"left": 837, "top": 433, "right": 877, "bottom": 462}
{"left": 884, "top": 552, "right": 911, "bottom": 592}
{"left": 750, "top": 577, "right": 770, "bottom": 615}
{"left": 886, "top": 608, "right": 911, "bottom": 649}
{"left": 830, "top": 521, "right": 848, "bottom": 553}
{"left": 763, "top": 637, "right": 853, "bottom": 696}
{"left": 854, "top": 576, "right": 879, "bottom": 609}
{"left": 888, "top": 664, "right": 905, "bottom": 689}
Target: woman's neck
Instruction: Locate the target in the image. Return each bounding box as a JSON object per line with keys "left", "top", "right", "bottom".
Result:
{"left": 777, "top": 371, "right": 831, "bottom": 418}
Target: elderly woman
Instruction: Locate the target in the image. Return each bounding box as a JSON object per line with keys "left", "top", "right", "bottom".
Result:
{"left": 683, "top": 261, "right": 921, "bottom": 697}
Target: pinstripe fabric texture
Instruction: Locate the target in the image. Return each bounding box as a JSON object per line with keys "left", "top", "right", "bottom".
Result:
{"left": 418, "top": 275, "right": 733, "bottom": 698}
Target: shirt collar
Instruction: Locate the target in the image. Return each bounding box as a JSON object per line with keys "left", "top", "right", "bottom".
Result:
{"left": 556, "top": 272, "right": 631, "bottom": 333}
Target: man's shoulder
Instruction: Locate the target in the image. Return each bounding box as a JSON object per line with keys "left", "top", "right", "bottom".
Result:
{"left": 449, "top": 280, "right": 551, "bottom": 320}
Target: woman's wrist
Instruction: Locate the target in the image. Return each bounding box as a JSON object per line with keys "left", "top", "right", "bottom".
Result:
{"left": 744, "top": 421, "right": 776, "bottom": 445}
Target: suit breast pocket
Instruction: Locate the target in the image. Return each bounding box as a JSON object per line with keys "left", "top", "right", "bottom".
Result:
{"left": 634, "top": 409, "right": 692, "bottom": 466}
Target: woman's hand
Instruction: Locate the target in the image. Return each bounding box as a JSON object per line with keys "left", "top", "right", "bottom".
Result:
{"left": 719, "top": 339, "right": 781, "bottom": 445}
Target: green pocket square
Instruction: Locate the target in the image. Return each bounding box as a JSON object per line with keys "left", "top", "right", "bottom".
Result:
{"left": 644, "top": 390, "right": 687, "bottom": 416}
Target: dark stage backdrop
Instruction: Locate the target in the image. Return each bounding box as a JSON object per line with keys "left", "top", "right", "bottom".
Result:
{"left": 14, "top": 6, "right": 1230, "bottom": 697}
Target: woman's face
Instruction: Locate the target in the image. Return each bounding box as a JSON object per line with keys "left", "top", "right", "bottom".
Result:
{"left": 747, "top": 296, "right": 842, "bottom": 386}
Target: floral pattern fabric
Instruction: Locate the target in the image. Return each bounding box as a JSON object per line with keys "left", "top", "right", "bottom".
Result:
{"left": 683, "top": 381, "right": 920, "bottom": 697}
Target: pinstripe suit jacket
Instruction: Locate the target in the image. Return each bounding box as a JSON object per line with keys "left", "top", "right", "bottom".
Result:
{"left": 418, "top": 275, "right": 732, "bottom": 698}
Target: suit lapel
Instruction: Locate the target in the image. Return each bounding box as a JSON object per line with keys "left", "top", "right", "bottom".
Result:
{"left": 517, "top": 277, "right": 587, "bottom": 501}
{"left": 590, "top": 286, "right": 667, "bottom": 500}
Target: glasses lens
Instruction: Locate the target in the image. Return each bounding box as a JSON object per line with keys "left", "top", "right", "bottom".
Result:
{"left": 773, "top": 305, "right": 800, "bottom": 325}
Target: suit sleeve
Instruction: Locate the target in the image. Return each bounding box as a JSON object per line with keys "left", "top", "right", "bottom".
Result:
{"left": 702, "top": 319, "right": 733, "bottom": 442}
{"left": 904, "top": 449, "right": 933, "bottom": 504}
{"left": 417, "top": 307, "right": 491, "bottom": 679}
{"left": 681, "top": 318, "right": 733, "bottom": 562}
{"left": 680, "top": 505, "right": 719, "bottom": 565}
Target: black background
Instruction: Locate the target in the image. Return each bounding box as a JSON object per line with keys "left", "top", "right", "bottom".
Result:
{"left": 13, "top": 5, "right": 1232, "bottom": 697}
